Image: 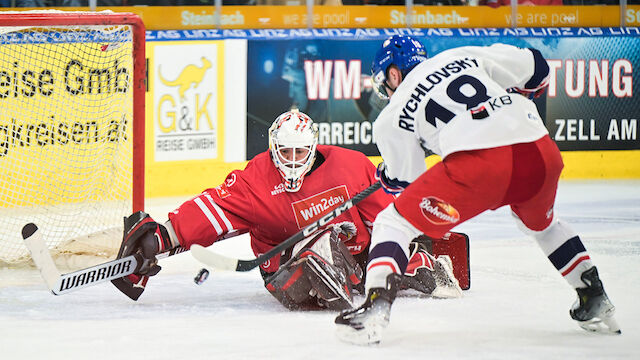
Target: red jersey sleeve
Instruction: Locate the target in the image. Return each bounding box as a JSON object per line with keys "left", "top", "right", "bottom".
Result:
{"left": 168, "top": 170, "right": 256, "bottom": 249}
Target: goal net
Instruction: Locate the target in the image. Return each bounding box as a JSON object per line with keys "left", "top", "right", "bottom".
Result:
{"left": 0, "top": 11, "right": 145, "bottom": 268}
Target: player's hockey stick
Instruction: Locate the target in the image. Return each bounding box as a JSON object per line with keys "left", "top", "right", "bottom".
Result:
{"left": 21, "top": 223, "right": 188, "bottom": 295}
{"left": 191, "top": 181, "right": 382, "bottom": 272}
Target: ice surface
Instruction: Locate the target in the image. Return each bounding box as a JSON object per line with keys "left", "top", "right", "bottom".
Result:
{"left": 1, "top": 180, "right": 638, "bottom": 359}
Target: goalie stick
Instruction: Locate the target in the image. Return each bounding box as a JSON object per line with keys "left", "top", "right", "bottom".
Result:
{"left": 191, "top": 181, "right": 382, "bottom": 272}
{"left": 21, "top": 223, "right": 187, "bottom": 295}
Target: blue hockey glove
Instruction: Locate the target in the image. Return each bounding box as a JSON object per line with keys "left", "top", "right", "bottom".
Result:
{"left": 375, "top": 162, "right": 410, "bottom": 195}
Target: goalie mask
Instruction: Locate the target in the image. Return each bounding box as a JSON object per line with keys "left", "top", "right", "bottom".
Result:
{"left": 269, "top": 110, "right": 319, "bottom": 192}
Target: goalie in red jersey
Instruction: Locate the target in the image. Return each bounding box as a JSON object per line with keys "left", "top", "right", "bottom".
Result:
{"left": 111, "top": 109, "right": 469, "bottom": 310}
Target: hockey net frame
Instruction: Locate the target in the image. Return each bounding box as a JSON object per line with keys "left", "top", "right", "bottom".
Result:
{"left": 0, "top": 11, "right": 145, "bottom": 269}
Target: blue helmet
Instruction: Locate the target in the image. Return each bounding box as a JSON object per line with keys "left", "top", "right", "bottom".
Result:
{"left": 371, "top": 35, "right": 428, "bottom": 99}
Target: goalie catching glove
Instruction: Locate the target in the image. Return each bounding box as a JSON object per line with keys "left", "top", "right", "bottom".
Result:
{"left": 111, "top": 211, "right": 177, "bottom": 301}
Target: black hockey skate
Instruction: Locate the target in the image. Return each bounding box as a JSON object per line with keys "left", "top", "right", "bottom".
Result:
{"left": 335, "top": 274, "right": 401, "bottom": 345}
{"left": 569, "top": 266, "right": 621, "bottom": 334}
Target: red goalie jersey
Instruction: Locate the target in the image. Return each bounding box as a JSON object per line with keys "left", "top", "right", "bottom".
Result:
{"left": 168, "top": 145, "right": 394, "bottom": 273}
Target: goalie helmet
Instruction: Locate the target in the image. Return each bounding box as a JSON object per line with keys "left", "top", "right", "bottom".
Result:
{"left": 371, "top": 35, "right": 428, "bottom": 100}
{"left": 269, "top": 110, "right": 319, "bottom": 192}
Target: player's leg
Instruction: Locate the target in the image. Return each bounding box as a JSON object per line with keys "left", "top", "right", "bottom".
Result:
{"left": 354, "top": 233, "right": 466, "bottom": 299}
{"left": 511, "top": 135, "right": 620, "bottom": 334}
{"left": 364, "top": 149, "right": 511, "bottom": 291}
{"left": 336, "top": 148, "right": 513, "bottom": 344}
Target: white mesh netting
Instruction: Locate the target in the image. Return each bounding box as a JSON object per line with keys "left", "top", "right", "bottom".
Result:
{"left": 0, "top": 14, "right": 137, "bottom": 267}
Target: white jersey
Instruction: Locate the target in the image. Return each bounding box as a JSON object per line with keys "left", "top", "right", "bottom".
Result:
{"left": 373, "top": 44, "right": 550, "bottom": 185}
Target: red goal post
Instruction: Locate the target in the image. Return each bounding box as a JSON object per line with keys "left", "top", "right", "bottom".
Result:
{"left": 0, "top": 11, "right": 146, "bottom": 266}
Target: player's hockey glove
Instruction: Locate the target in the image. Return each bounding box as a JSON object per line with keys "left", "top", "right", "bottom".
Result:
{"left": 111, "top": 211, "right": 174, "bottom": 301}
{"left": 375, "top": 162, "right": 409, "bottom": 195}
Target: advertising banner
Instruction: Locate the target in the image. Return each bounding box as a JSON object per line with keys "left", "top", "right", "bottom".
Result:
{"left": 545, "top": 36, "right": 638, "bottom": 151}
{"left": 0, "top": 31, "right": 134, "bottom": 205}
{"left": 150, "top": 41, "right": 221, "bottom": 162}
{"left": 246, "top": 37, "right": 383, "bottom": 158}
{"left": 143, "top": 27, "right": 639, "bottom": 191}
{"left": 243, "top": 28, "right": 640, "bottom": 157}
{"left": 87, "top": 5, "right": 637, "bottom": 30}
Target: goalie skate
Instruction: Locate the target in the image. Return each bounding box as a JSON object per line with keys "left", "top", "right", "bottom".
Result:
{"left": 569, "top": 266, "right": 621, "bottom": 335}
{"left": 335, "top": 274, "right": 400, "bottom": 346}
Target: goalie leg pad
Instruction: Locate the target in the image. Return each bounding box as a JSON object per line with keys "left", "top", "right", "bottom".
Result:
{"left": 401, "top": 236, "right": 461, "bottom": 298}
{"left": 265, "top": 228, "right": 362, "bottom": 311}
{"left": 434, "top": 232, "right": 470, "bottom": 290}
{"left": 303, "top": 251, "right": 355, "bottom": 310}
{"left": 417, "top": 232, "right": 470, "bottom": 290}
{"left": 265, "top": 260, "right": 316, "bottom": 310}
{"left": 400, "top": 233, "right": 468, "bottom": 297}
{"left": 265, "top": 251, "right": 355, "bottom": 311}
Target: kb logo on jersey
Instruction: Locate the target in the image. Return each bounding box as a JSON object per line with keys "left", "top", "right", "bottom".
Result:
{"left": 419, "top": 196, "right": 460, "bottom": 225}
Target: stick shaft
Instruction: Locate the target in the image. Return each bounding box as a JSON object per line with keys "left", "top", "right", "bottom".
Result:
{"left": 22, "top": 223, "right": 187, "bottom": 295}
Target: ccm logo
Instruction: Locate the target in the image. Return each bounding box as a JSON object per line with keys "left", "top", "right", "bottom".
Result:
{"left": 302, "top": 200, "right": 353, "bottom": 237}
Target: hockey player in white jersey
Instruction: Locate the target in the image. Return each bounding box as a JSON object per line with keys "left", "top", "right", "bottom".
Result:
{"left": 335, "top": 35, "right": 621, "bottom": 345}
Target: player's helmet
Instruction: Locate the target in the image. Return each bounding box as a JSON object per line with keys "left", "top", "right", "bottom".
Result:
{"left": 371, "top": 35, "right": 428, "bottom": 99}
{"left": 269, "top": 109, "right": 319, "bottom": 192}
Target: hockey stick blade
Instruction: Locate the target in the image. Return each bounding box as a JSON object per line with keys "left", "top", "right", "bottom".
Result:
{"left": 191, "top": 244, "right": 238, "bottom": 271}
{"left": 191, "top": 182, "right": 382, "bottom": 272}
{"left": 22, "top": 223, "right": 62, "bottom": 293}
{"left": 22, "top": 223, "right": 186, "bottom": 295}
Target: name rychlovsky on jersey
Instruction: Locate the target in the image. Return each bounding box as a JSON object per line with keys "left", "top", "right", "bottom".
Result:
{"left": 399, "top": 57, "right": 480, "bottom": 132}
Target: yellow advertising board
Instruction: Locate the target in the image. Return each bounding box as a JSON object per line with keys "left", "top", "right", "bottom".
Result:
{"left": 0, "top": 40, "right": 133, "bottom": 206}
{"left": 504, "top": 6, "right": 620, "bottom": 27}
{"left": 44, "top": 5, "right": 639, "bottom": 30}
{"left": 145, "top": 39, "right": 240, "bottom": 198}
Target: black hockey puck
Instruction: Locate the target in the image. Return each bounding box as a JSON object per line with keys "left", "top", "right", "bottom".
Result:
{"left": 194, "top": 268, "right": 210, "bottom": 285}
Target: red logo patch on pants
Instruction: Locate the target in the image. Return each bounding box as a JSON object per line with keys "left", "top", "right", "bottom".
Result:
{"left": 419, "top": 197, "right": 460, "bottom": 225}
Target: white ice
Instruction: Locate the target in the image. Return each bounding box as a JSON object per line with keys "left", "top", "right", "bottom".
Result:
{"left": 1, "top": 180, "right": 639, "bottom": 360}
